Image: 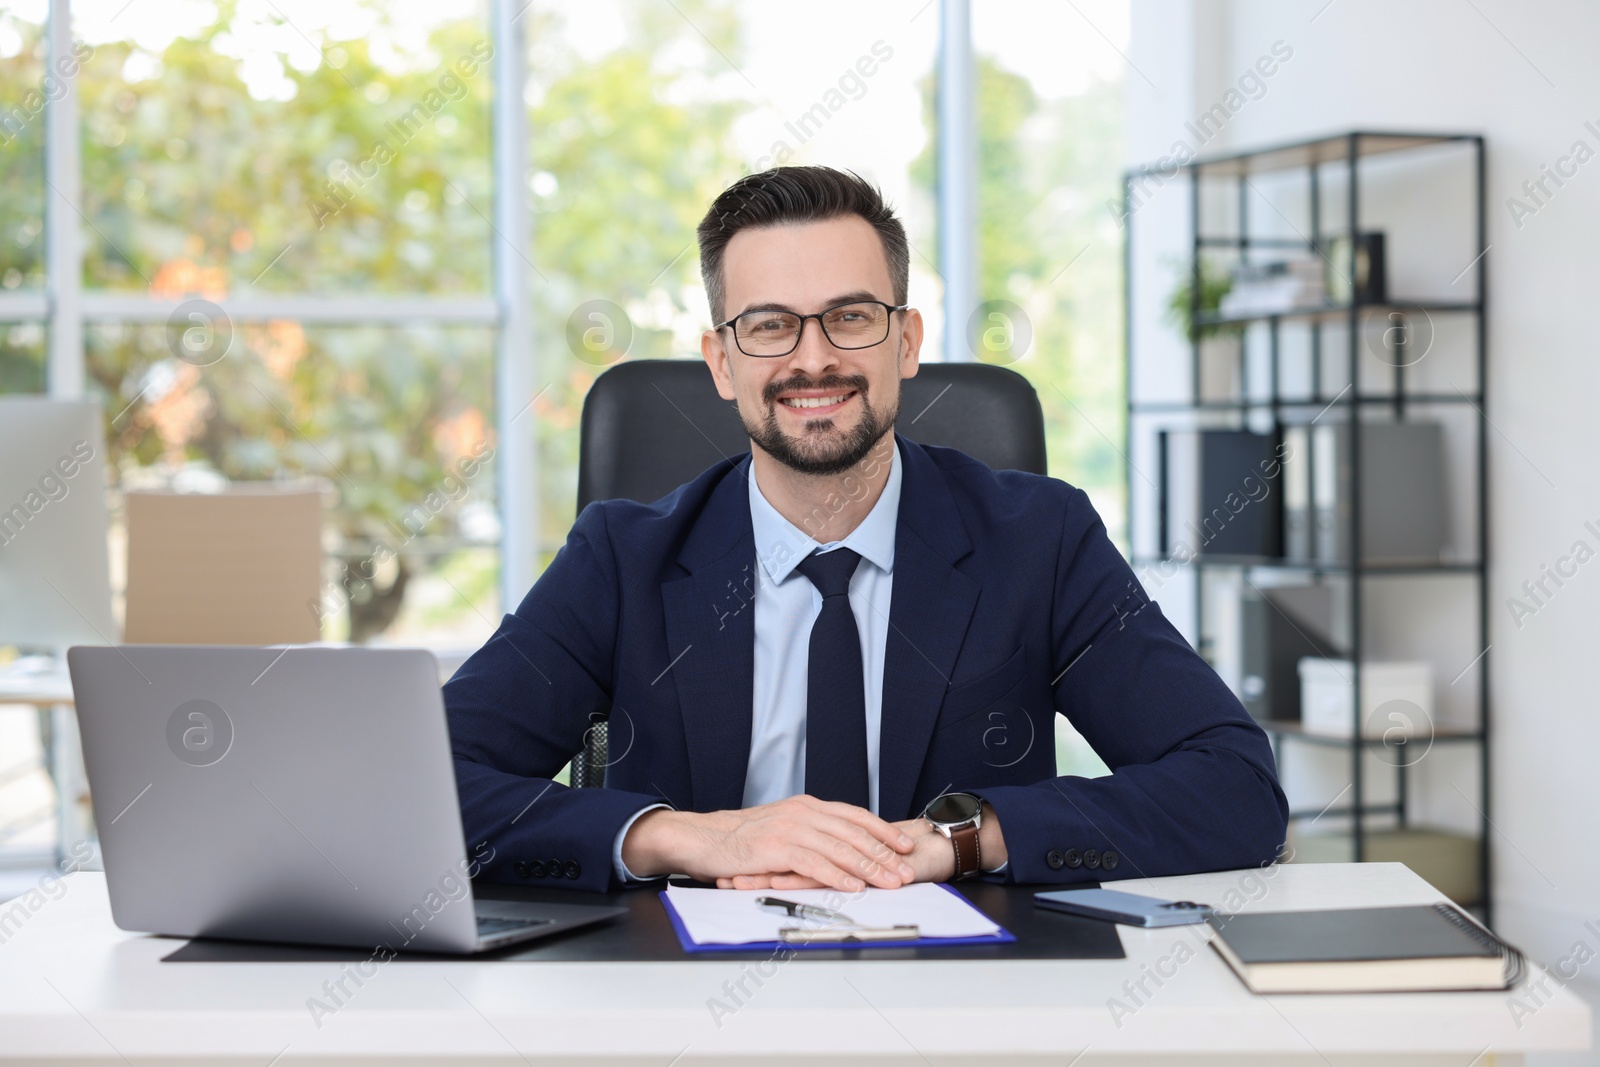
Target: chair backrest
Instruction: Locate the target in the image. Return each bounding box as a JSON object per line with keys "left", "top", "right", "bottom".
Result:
{"left": 567, "top": 359, "right": 1047, "bottom": 787}
{"left": 124, "top": 487, "right": 324, "bottom": 645}
{"left": 576, "top": 359, "right": 1046, "bottom": 512}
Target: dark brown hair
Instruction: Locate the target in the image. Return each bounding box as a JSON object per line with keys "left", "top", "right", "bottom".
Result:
{"left": 696, "top": 166, "right": 909, "bottom": 324}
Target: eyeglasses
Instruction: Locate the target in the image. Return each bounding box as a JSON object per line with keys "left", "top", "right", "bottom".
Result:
{"left": 715, "top": 299, "right": 909, "bottom": 358}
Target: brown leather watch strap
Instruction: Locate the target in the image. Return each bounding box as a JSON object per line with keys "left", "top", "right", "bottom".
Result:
{"left": 950, "top": 824, "right": 981, "bottom": 880}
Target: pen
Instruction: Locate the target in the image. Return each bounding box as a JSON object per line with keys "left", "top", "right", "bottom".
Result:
{"left": 756, "top": 896, "right": 856, "bottom": 925}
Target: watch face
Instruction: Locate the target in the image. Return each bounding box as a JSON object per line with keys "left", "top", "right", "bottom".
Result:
{"left": 924, "top": 792, "right": 981, "bottom": 826}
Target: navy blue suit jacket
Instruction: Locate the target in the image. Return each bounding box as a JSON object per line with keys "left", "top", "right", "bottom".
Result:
{"left": 444, "top": 435, "right": 1287, "bottom": 892}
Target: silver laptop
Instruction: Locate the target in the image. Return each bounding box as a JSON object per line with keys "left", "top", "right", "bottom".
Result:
{"left": 68, "top": 645, "right": 624, "bottom": 954}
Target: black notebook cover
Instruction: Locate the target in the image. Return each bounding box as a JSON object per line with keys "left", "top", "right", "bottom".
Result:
{"left": 1205, "top": 903, "right": 1518, "bottom": 994}
{"left": 1208, "top": 904, "right": 1499, "bottom": 964}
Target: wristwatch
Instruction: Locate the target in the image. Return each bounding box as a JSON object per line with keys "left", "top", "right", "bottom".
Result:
{"left": 921, "top": 792, "right": 984, "bottom": 881}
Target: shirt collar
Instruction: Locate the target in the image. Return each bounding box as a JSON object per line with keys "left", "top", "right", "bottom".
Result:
{"left": 749, "top": 437, "right": 901, "bottom": 584}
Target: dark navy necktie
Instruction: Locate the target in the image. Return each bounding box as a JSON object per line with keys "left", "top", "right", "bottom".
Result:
{"left": 795, "top": 547, "right": 870, "bottom": 809}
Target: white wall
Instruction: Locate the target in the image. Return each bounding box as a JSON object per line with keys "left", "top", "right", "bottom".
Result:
{"left": 1127, "top": 0, "right": 1600, "bottom": 978}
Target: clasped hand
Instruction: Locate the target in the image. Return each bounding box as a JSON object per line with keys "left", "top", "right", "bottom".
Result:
{"left": 618, "top": 795, "right": 961, "bottom": 891}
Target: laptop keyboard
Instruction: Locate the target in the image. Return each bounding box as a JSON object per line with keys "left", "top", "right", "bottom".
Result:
{"left": 476, "top": 915, "right": 554, "bottom": 937}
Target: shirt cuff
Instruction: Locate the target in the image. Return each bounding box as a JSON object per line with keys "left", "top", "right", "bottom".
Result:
{"left": 984, "top": 859, "right": 1008, "bottom": 874}
{"left": 612, "top": 802, "right": 674, "bottom": 884}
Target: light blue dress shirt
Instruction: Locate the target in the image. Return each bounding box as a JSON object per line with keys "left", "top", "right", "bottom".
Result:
{"left": 609, "top": 440, "right": 1001, "bottom": 881}
{"left": 742, "top": 438, "right": 900, "bottom": 815}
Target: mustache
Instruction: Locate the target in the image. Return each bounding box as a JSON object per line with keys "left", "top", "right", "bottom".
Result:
{"left": 761, "top": 373, "right": 869, "bottom": 406}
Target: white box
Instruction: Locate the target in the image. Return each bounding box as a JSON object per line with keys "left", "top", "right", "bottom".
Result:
{"left": 1298, "top": 658, "right": 1434, "bottom": 739}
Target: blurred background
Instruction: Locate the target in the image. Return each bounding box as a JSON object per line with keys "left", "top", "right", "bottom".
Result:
{"left": 3, "top": 4, "right": 1599, "bottom": 1058}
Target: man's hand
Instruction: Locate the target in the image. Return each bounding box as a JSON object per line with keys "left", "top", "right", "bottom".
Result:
{"left": 714, "top": 802, "right": 1007, "bottom": 890}
{"left": 619, "top": 795, "right": 918, "bottom": 892}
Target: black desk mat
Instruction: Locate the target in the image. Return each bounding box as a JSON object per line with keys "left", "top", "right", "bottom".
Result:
{"left": 161, "top": 880, "right": 1123, "bottom": 963}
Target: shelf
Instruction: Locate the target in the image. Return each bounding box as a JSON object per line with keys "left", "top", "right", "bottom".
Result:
{"left": 1125, "top": 128, "right": 1490, "bottom": 915}
{"left": 1131, "top": 555, "right": 1483, "bottom": 576}
{"left": 1196, "top": 236, "right": 1316, "bottom": 249}
{"left": 1130, "top": 392, "right": 1484, "bottom": 414}
{"left": 1195, "top": 299, "right": 1481, "bottom": 330}
{"left": 1178, "top": 130, "right": 1479, "bottom": 178}
{"left": 1260, "top": 720, "right": 1484, "bottom": 746}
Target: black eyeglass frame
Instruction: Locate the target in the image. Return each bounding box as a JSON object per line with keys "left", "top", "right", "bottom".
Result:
{"left": 714, "top": 299, "right": 911, "bottom": 358}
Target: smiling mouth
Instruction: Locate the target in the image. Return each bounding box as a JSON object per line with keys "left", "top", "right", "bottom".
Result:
{"left": 778, "top": 391, "right": 856, "bottom": 411}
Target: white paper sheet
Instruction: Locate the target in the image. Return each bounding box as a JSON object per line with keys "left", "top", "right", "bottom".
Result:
{"left": 664, "top": 882, "right": 1002, "bottom": 945}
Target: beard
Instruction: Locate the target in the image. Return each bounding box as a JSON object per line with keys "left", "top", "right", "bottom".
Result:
{"left": 741, "top": 371, "right": 898, "bottom": 477}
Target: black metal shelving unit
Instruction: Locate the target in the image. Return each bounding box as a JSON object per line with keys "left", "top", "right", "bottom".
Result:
{"left": 1122, "top": 132, "right": 1491, "bottom": 919}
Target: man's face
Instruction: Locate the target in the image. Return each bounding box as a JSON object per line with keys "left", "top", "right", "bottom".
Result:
{"left": 702, "top": 215, "right": 922, "bottom": 476}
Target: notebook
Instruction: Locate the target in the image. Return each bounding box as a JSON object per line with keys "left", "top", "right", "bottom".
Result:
{"left": 660, "top": 882, "right": 1015, "bottom": 953}
{"left": 1207, "top": 902, "right": 1523, "bottom": 994}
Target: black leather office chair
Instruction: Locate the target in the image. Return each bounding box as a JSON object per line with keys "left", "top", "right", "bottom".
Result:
{"left": 576, "top": 359, "right": 1045, "bottom": 511}
{"left": 568, "top": 358, "right": 1047, "bottom": 787}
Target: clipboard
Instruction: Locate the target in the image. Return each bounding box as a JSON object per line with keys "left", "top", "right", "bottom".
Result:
{"left": 658, "top": 883, "right": 1018, "bottom": 953}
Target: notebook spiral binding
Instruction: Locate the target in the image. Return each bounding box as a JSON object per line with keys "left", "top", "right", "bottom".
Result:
{"left": 1432, "top": 902, "right": 1527, "bottom": 989}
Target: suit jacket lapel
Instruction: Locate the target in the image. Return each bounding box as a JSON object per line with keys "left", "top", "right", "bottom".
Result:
{"left": 660, "top": 458, "right": 757, "bottom": 813}
{"left": 877, "top": 436, "right": 979, "bottom": 821}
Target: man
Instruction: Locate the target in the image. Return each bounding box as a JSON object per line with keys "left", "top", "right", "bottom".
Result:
{"left": 444, "top": 166, "right": 1287, "bottom": 894}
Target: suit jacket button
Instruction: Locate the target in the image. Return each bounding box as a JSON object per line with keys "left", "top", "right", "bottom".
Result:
{"left": 1046, "top": 849, "right": 1066, "bottom": 870}
{"left": 513, "top": 861, "right": 532, "bottom": 879}
{"left": 1064, "top": 848, "right": 1083, "bottom": 869}
{"left": 564, "top": 860, "right": 582, "bottom": 879}
{"left": 549, "top": 858, "right": 562, "bottom": 877}
{"left": 529, "top": 860, "right": 548, "bottom": 878}
{"left": 1102, "top": 850, "right": 1119, "bottom": 872}
{"left": 1084, "top": 848, "right": 1101, "bottom": 870}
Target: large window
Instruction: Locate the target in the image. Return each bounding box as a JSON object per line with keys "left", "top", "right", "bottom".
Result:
{"left": 0, "top": 0, "right": 1129, "bottom": 859}
{"left": 0, "top": 4, "right": 45, "bottom": 296}
{"left": 69, "top": 1, "right": 500, "bottom": 648}
{"left": 967, "top": 0, "right": 1129, "bottom": 535}
{"left": 78, "top": 5, "right": 493, "bottom": 295}
{"left": 964, "top": 0, "right": 1130, "bottom": 779}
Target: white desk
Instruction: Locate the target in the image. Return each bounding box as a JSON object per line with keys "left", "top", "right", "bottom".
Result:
{"left": 0, "top": 663, "right": 88, "bottom": 855}
{"left": 0, "top": 863, "right": 1587, "bottom": 1065}
{"left": 0, "top": 668, "right": 73, "bottom": 707}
